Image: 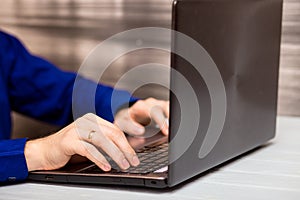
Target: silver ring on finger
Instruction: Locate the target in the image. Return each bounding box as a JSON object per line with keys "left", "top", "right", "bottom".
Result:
{"left": 88, "top": 130, "right": 96, "bottom": 142}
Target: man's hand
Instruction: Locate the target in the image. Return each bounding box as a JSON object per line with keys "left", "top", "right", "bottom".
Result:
{"left": 24, "top": 113, "right": 139, "bottom": 172}
{"left": 114, "top": 98, "right": 169, "bottom": 136}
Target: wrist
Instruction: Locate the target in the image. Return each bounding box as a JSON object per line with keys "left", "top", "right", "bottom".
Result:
{"left": 24, "top": 139, "right": 46, "bottom": 171}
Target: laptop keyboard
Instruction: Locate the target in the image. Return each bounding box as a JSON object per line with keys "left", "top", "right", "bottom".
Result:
{"left": 82, "top": 143, "right": 168, "bottom": 174}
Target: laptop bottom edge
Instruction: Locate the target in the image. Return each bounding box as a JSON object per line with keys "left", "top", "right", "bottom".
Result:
{"left": 28, "top": 172, "right": 168, "bottom": 188}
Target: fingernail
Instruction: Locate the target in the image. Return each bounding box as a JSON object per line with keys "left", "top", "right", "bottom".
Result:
{"left": 132, "top": 155, "right": 140, "bottom": 166}
{"left": 122, "top": 159, "right": 130, "bottom": 169}
{"left": 103, "top": 164, "right": 111, "bottom": 171}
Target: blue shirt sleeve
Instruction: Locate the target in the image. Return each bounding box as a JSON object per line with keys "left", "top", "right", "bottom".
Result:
{"left": 0, "top": 31, "right": 138, "bottom": 183}
{"left": 0, "top": 138, "right": 28, "bottom": 183}
{"left": 2, "top": 31, "right": 138, "bottom": 125}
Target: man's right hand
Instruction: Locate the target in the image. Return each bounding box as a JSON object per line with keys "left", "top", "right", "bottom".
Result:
{"left": 24, "top": 113, "right": 140, "bottom": 172}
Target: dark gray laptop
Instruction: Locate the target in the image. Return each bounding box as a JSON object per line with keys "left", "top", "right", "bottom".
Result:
{"left": 28, "top": 0, "right": 283, "bottom": 188}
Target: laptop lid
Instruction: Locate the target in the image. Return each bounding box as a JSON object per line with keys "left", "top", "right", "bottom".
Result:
{"left": 168, "top": 0, "right": 283, "bottom": 187}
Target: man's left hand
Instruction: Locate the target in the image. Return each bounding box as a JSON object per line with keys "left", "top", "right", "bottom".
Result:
{"left": 114, "top": 98, "right": 169, "bottom": 136}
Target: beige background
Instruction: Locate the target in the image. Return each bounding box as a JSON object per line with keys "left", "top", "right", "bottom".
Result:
{"left": 0, "top": 0, "right": 299, "bottom": 138}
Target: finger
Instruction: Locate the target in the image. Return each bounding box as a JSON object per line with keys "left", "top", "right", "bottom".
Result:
{"left": 127, "top": 136, "right": 147, "bottom": 150}
{"left": 75, "top": 140, "right": 111, "bottom": 171}
{"left": 86, "top": 125, "right": 133, "bottom": 170}
{"left": 162, "top": 101, "right": 170, "bottom": 119}
{"left": 110, "top": 131, "right": 140, "bottom": 167}
{"left": 150, "top": 105, "right": 169, "bottom": 135}
{"left": 76, "top": 114, "right": 136, "bottom": 169}
{"left": 100, "top": 138, "right": 131, "bottom": 170}
{"left": 153, "top": 100, "right": 169, "bottom": 119}
{"left": 115, "top": 116, "right": 145, "bottom": 135}
{"left": 129, "top": 101, "right": 152, "bottom": 125}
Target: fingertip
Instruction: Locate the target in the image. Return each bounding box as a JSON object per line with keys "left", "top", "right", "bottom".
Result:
{"left": 102, "top": 163, "right": 111, "bottom": 171}
{"left": 132, "top": 155, "right": 140, "bottom": 166}
{"left": 121, "top": 159, "right": 130, "bottom": 169}
{"left": 159, "top": 121, "right": 169, "bottom": 135}
{"left": 162, "top": 128, "right": 169, "bottom": 135}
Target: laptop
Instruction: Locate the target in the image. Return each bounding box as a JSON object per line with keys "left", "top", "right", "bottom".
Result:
{"left": 28, "top": 0, "right": 283, "bottom": 188}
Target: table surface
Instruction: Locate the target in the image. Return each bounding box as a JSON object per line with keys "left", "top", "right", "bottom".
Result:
{"left": 1, "top": 116, "right": 300, "bottom": 200}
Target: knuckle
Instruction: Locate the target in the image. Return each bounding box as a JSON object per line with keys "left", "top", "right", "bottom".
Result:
{"left": 147, "top": 97, "right": 155, "bottom": 103}
{"left": 83, "top": 112, "right": 95, "bottom": 119}
{"left": 100, "top": 127, "right": 115, "bottom": 141}
{"left": 110, "top": 129, "right": 124, "bottom": 140}
{"left": 74, "top": 117, "right": 82, "bottom": 124}
{"left": 135, "top": 100, "right": 144, "bottom": 107}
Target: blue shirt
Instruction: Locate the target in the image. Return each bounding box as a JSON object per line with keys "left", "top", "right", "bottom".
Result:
{"left": 0, "top": 31, "right": 137, "bottom": 183}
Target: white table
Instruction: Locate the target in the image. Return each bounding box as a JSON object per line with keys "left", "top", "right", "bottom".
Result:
{"left": 1, "top": 116, "right": 300, "bottom": 200}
